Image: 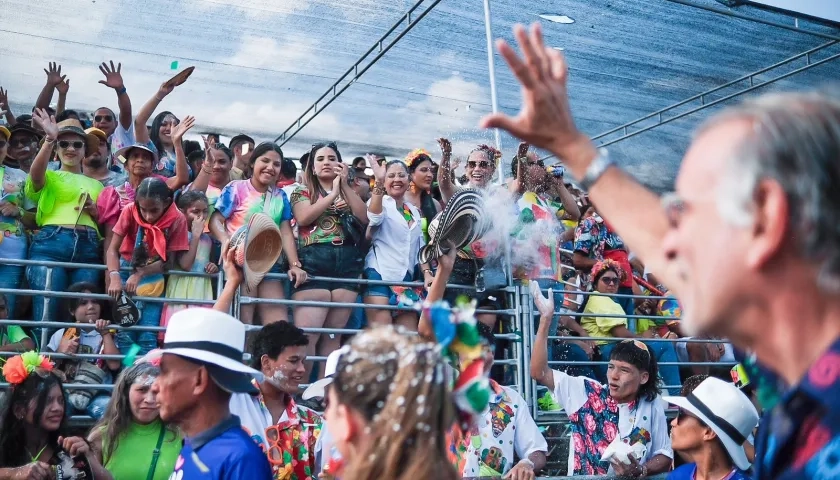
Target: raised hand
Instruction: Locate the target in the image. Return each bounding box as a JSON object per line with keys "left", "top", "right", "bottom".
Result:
{"left": 56, "top": 78, "right": 70, "bottom": 95}
{"left": 220, "top": 240, "right": 244, "bottom": 287}
{"left": 529, "top": 281, "right": 555, "bottom": 319}
{"left": 32, "top": 108, "right": 58, "bottom": 140}
{"left": 171, "top": 115, "right": 195, "bottom": 143}
{"left": 44, "top": 62, "right": 66, "bottom": 87}
{"left": 0, "top": 87, "right": 9, "bottom": 110}
{"left": 98, "top": 61, "right": 125, "bottom": 90}
{"left": 367, "top": 153, "right": 386, "bottom": 181}
{"left": 480, "top": 24, "right": 588, "bottom": 161}
{"left": 437, "top": 137, "right": 452, "bottom": 157}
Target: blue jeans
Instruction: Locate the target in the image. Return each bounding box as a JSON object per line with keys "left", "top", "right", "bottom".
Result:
{"left": 345, "top": 294, "right": 367, "bottom": 330}
{"left": 26, "top": 226, "right": 101, "bottom": 324}
{"left": 0, "top": 234, "right": 27, "bottom": 319}
{"left": 599, "top": 340, "right": 682, "bottom": 395}
{"left": 115, "top": 259, "right": 162, "bottom": 356}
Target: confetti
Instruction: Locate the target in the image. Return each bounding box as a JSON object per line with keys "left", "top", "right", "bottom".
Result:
{"left": 170, "top": 61, "right": 179, "bottom": 70}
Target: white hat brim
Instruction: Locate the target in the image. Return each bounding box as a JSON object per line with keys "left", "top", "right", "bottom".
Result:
{"left": 161, "top": 348, "right": 265, "bottom": 382}
{"left": 663, "top": 396, "right": 751, "bottom": 470}
{"left": 301, "top": 377, "right": 333, "bottom": 400}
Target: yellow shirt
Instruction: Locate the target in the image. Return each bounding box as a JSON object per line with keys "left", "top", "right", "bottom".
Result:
{"left": 25, "top": 170, "right": 104, "bottom": 232}
{"left": 581, "top": 294, "right": 627, "bottom": 345}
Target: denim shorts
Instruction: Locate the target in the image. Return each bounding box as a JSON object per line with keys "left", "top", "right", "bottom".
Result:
{"left": 296, "top": 243, "right": 364, "bottom": 292}
{"left": 364, "top": 268, "right": 413, "bottom": 301}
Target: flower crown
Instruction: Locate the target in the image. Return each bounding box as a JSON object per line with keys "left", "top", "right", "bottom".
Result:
{"left": 404, "top": 148, "right": 433, "bottom": 168}
{"left": 591, "top": 258, "right": 626, "bottom": 282}
{"left": 2, "top": 352, "right": 54, "bottom": 386}
{"left": 471, "top": 144, "right": 502, "bottom": 166}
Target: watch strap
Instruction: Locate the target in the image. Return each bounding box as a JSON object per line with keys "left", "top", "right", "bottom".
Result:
{"left": 578, "top": 148, "right": 614, "bottom": 191}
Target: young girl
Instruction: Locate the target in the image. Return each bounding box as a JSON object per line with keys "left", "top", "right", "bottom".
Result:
{"left": 46, "top": 282, "right": 121, "bottom": 420}
{"left": 106, "top": 177, "right": 190, "bottom": 356}
{"left": 530, "top": 282, "right": 673, "bottom": 477}
{"left": 160, "top": 190, "right": 218, "bottom": 336}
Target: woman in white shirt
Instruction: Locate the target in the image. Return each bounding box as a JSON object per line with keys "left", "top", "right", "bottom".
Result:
{"left": 364, "top": 157, "right": 433, "bottom": 330}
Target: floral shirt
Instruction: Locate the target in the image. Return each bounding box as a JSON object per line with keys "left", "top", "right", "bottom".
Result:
{"left": 230, "top": 388, "right": 323, "bottom": 480}
{"left": 574, "top": 217, "right": 632, "bottom": 287}
{"left": 289, "top": 187, "right": 351, "bottom": 247}
{"left": 753, "top": 336, "right": 840, "bottom": 480}
{"left": 449, "top": 380, "right": 547, "bottom": 478}
{"left": 551, "top": 370, "right": 672, "bottom": 475}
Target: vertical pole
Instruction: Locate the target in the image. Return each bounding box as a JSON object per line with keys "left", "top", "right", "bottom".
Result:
{"left": 482, "top": 0, "right": 503, "bottom": 177}
{"left": 39, "top": 268, "right": 53, "bottom": 349}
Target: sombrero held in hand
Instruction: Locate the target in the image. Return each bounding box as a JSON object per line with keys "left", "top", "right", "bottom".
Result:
{"left": 228, "top": 213, "right": 283, "bottom": 292}
{"left": 419, "top": 189, "right": 490, "bottom": 264}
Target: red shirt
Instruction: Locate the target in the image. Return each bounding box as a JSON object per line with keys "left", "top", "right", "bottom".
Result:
{"left": 112, "top": 203, "right": 190, "bottom": 263}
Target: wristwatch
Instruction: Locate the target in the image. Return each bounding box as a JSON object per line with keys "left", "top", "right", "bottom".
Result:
{"left": 578, "top": 148, "right": 614, "bottom": 192}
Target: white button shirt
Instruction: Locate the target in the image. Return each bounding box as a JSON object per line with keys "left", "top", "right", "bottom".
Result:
{"left": 365, "top": 196, "right": 424, "bottom": 281}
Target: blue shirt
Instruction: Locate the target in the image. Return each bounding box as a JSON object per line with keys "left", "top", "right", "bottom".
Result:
{"left": 168, "top": 415, "right": 272, "bottom": 480}
{"left": 668, "top": 464, "right": 751, "bottom": 480}
{"left": 753, "top": 336, "right": 840, "bottom": 479}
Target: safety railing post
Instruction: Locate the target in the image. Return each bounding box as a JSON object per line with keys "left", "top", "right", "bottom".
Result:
{"left": 38, "top": 267, "right": 53, "bottom": 348}
{"left": 511, "top": 284, "right": 524, "bottom": 396}
{"left": 520, "top": 283, "right": 535, "bottom": 416}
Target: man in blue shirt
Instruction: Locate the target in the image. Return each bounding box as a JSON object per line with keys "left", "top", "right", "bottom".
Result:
{"left": 480, "top": 22, "right": 840, "bottom": 479}
{"left": 152, "top": 270, "right": 272, "bottom": 480}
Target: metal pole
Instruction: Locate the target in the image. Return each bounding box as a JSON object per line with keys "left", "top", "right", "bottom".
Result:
{"left": 482, "top": 0, "right": 504, "bottom": 173}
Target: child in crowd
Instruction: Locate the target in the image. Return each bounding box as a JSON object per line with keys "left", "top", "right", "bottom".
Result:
{"left": 160, "top": 190, "right": 218, "bottom": 337}
{"left": 530, "top": 282, "right": 673, "bottom": 477}
{"left": 106, "top": 177, "right": 190, "bottom": 355}
{"left": 45, "top": 282, "right": 121, "bottom": 420}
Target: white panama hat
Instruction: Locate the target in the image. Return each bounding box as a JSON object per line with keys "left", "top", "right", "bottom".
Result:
{"left": 664, "top": 377, "right": 759, "bottom": 470}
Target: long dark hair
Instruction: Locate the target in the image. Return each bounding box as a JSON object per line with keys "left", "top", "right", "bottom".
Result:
{"left": 63, "top": 281, "right": 110, "bottom": 323}
{"left": 248, "top": 142, "right": 284, "bottom": 188}
{"left": 609, "top": 340, "right": 662, "bottom": 402}
{"left": 88, "top": 363, "right": 176, "bottom": 464}
{"left": 406, "top": 155, "right": 438, "bottom": 221}
{"left": 132, "top": 177, "right": 174, "bottom": 268}
{"left": 0, "top": 372, "right": 67, "bottom": 467}
{"left": 304, "top": 142, "right": 342, "bottom": 203}
{"left": 150, "top": 111, "right": 179, "bottom": 155}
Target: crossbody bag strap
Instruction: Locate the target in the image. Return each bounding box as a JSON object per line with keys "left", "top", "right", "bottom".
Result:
{"left": 145, "top": 424, "right": 167, "bottom": 480}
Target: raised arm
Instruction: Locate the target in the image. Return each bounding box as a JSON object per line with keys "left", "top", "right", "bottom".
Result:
{"left": 34, "top": 62, "right": 64, "bottom": 110}
{"left": 436, "top": 137, "right": 456, "bottom": 204}
{"left": 167, "top": 115, "right": 194, "bottom": 190}
{"left": 480, "top": 23, "right": 681, "bottom": 295}
{"left": 214, "top": 242, "right": 242, "bottom": 313}
{"left": 55, "top": 78, "right": 69, "bottom": 115}
{"left": 28, "top": 109, "right": 59, "bottom": 191}
{"left": 0, "top": 87, "right": 15, "bottom": 125}
{"left": 529, "top": 281, "right": 556, "bottom": 391}
{"left": 135, "top": 74, "right": 185, "bottom": 145}
{"left": 417, "top": 248, "right": 457, "bottom": 340}
{"left": 99, "top": 61, "right": 133, "bottom": 130}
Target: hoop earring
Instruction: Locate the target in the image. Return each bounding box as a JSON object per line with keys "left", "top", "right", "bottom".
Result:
{"left": 409, "top": 181, "right": 418, "bottom": 194}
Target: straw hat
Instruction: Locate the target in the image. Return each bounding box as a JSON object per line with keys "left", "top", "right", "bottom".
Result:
{"left": 418, "top": 188, "right": 489, "bottom": 264}
{"left": 228, "top": 212, "right": 283, "bottom": 292}
{"left": 55, "top": 119, "right": 99, "bottom": 153}
{"left": 114, "top": 143, "right": 158, "bottom": 164}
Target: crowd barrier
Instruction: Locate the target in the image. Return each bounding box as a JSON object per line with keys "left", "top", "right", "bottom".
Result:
{"left": 0, "top": 256, "right": 732, "bottom": 476}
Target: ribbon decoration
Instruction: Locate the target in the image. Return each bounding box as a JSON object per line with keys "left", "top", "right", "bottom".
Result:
{"left": 423, "top": 298, "right": 492, "bottom": 429}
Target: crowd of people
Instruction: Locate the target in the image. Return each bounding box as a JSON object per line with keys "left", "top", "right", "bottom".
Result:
{"left": 1, "top": 18, "right": 837, "bottom": 480}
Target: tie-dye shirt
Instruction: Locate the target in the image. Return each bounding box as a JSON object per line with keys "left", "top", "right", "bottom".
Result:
{"left": 214, "top": 180, "right": 293, "bottom": 237}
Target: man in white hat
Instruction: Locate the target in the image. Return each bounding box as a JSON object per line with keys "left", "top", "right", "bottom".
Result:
{"left": 665, "top": 377, "right": 759, "bottom": 480}
{"left": 151, "top": 259, "right": 272, "bottom": 479}
{"left": 483, "top": 23, "right": 840, "bottom": 479}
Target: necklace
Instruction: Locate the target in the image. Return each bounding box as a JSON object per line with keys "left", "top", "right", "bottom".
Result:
{"left": 27, "top": 444, "right": 49, "bottom": 462}
{"left": 400, "top": 203, "right": 413, "bottom": 223}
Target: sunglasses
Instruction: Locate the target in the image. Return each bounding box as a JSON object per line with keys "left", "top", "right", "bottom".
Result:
{"left": 676, "top": 407, "right": 702, "bottom": 425}
{"left": 9, "top": 138, "right": 34, "bottom": 148}
{"left": 600, "top": 277, "right": 619, "bottom": 286}
{"left": 94, "top": 115, "right": 113, "bottom": 122}
{"left": 467, "top": 160, "right": 492, "bottom": 169}
{"left": 58, "top": 140, "right": 85, "bottom": 150}
{"left": 312, "top": 141, "right": 338, "bottom": 151}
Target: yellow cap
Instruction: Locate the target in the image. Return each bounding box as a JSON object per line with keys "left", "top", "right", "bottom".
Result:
{"left": 0, "top": 126, "right": 10, "bottom": 141}
{"left": 84, "top": 127, "right": 108, "bottom": 143}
